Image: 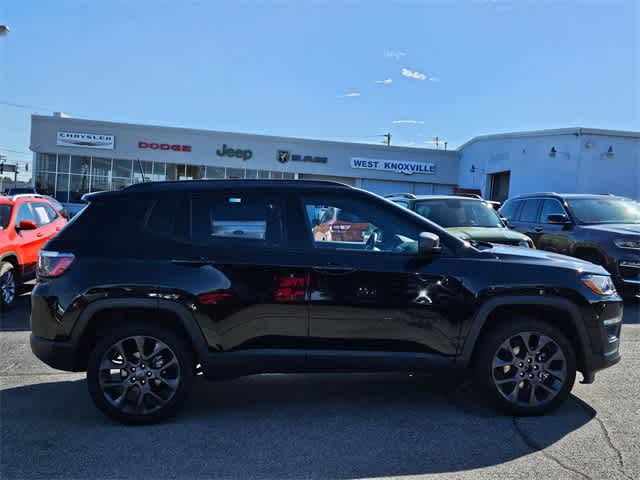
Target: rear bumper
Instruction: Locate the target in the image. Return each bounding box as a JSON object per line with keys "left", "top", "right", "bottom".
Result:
{"left": 30, "top": 334, "right": 79, "bottom": 372}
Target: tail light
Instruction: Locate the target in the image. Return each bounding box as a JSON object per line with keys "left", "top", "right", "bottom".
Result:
{"left": 37, "top": 251, "right": 75, "bottom": 278}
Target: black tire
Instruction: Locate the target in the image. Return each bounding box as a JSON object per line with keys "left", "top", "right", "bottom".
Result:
{"left": 474, "top": 317, "right": 576, "bottom": 416}
{"left": 0, "top": 261, "right": 17, "bottom": 311}
{"left": 87, "top": 323, "right": 194, "bottom": 425}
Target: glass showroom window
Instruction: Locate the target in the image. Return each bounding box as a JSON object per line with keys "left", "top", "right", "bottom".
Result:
{"left": 205, "top": 166, "right": 225, "bottom": 179}
{"left": 133, "top": 160, "right": 153, "bottom": 183}
{"left": 258, "top": 170, "right": 270, "bottom": 179}
{"left": 185, "top": 164, "right": 205, "bottom": 180}
{"left": 55, "top": 173, "right": 70, "bottom": 202}
{"left": 36, "top": 153, "right": 57, "bottom": 172}
{"left": 58, "top": 154, "right": 70, "bottom": 174}
{"left": 69, "top": 174, "right": 90, "bottom": 202}
{"left": 152, "top": 162, "right": 166, "bottom": 182}
{"left": 226, "top": 168, "right": 244, "bottom": 179}
{"left": 35, "top": 171, "right": 56, "bottom": 196}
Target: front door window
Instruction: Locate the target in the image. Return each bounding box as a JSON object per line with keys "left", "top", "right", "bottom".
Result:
{"left": 304, "top": 197, "right": 421, "bottom": 254}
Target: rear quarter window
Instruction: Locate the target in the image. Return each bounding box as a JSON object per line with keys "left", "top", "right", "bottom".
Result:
{"left": 191, "top": 194, "right": 284, "bottom": 247}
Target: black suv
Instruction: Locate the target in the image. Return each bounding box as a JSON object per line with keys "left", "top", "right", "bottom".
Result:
{"left": 31, "top": 180, "right": 622, "bottom": 424}
{"left": 500, "top": 193, "right": 640, "bottom": 299}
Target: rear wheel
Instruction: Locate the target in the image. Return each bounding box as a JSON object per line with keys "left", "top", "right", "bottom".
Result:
{"left": 0, "top": 262, "right": 17, "bottom": 311}
{"left": 475, "top": 317, "right": 576, "bottom": 416}
{"left": 87, "top": 324, "right": 194, "bottom": 424}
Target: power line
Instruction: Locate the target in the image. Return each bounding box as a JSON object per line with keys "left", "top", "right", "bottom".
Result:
{"left": 0, "top": 146, "right": 31, "bottom": 155}
{"left": 1, "top": 100, "right": 85, "bottom": 117}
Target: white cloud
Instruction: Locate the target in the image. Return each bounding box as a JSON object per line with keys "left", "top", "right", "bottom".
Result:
{"left": 338, "top": 92, "right": 361, "bottom": 98}
{"left": 428, "top": 76, "right": 441, "bottom": 82}
{"left": 401, "top": 68, "right": 427, "bottom": 80}
{"left": 384, "top": 50, "right": 406, "bottom": 60}
{"left": 375, "top": 78, "right": 393, "bottom": 85}
{"left": 392, "top": 119, "right": 424, "bottom": 125}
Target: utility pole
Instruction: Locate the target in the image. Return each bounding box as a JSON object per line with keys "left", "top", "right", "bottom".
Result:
{"left": 383, "top": 133, "right": 391, "bottom": 146}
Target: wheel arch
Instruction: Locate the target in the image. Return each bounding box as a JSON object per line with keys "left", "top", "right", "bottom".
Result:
{"left": 70, "top": 298, "right": 209, "bottom": 371}
{"left": 459, "top": 296, "right": 590, "bottom": 376}
{"left": 0, "top": 252, "right": 21, "bottom": 276}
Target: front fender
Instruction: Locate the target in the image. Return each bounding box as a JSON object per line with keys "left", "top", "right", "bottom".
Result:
{"left": 457, "top": 295, "right": 590, "bottom": 371}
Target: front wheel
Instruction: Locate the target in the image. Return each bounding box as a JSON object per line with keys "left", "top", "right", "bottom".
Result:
{"left": 87, "top": 324, "right": 194, "bottom": 424}
{"left": 0, "top": 262, "right": 17, "bottom": 311}
{"left": 474, "top": 318, "right": 576, "bottom": 416}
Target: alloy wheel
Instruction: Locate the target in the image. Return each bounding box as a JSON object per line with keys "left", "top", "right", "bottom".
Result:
{"left": 0, "top": 270, "right": 16, "bottom": 306}
{"left": 98, "top": 336, "right": 181, "bottom": 415}
{"left": 491, "top": 331, "right": 567, "bottom": 407}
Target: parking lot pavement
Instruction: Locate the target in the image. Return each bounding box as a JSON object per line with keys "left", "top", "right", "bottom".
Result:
{"left": 1, "top": 293, "right": 638, "bottom": 480}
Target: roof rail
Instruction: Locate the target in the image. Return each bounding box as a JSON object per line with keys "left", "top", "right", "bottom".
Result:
{"left": 9, "top": 193, "right": 47, "bottom": 201}
{"left": 384, "top": 193, "right": 417, "bottom": 199}
{"left": 120, "top": 179, "right": 354, "bottom": 193}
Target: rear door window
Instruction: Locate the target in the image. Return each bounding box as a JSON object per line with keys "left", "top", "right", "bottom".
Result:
{"left": 191, "top": 193, "right": 284, "bottom": 247}
{"left": 519, "top": 199, "right": 542, "bottom": 222}
{"left": 32, "top": 202, "right": 56, "bottom": 226}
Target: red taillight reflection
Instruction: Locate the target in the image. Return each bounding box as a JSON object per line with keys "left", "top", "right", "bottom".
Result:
{"left": 37, "top": 251, "right": 75, "bottom": 278}
{"left": 198, "top": 291, "right": 233, "bottom": 305}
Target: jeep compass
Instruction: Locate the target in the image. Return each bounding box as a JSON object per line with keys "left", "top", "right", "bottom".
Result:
{"left": 30, "top": 180, "right": 622, "bottom": 424}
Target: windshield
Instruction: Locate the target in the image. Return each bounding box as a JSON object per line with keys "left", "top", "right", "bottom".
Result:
{"left": 413, "top": 199, "right": 504, "bottom": 228}
{"left": 566, "top": 198, "right": 640, "bottom": 224}
{"left": 0, "top": 205, "right": 11, "bottom": 229}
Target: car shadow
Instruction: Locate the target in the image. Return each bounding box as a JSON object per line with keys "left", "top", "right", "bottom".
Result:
{"left": 0, "top": 282, "right": 33, "bottom": 332}
{"left": 1, "top": 372, "right": 595, "bottom": 479}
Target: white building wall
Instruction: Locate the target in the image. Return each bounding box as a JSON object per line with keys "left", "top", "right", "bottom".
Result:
{"left": 458, "top": 132, "right": 640, "bottom": 200}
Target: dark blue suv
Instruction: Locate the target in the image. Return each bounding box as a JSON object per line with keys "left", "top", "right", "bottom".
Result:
{"left": 500, "top": 193, "right": 640, "bottom": 299}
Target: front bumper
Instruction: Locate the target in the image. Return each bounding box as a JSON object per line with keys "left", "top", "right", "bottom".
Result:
{"left": 30, "top": 334, "right": 79, "bottom": 372}
{"left": 580, "top": 299, "right": 623, "bottom": 383}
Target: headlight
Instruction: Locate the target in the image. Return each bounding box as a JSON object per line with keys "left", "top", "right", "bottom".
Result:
{"left": 517, "top": 240, "right": 531, "bottom": 248}
{"left": 614, "top": 238, "right": 640, "bottom": 249}
{"left": 581, "top": 274, "right": 616, "bottom": 296}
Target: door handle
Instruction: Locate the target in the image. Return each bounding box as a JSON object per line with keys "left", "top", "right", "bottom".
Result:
{"left": 534, "top": 227, "right": 544, "bottom": 233}
{"left": 171, "top": 257, "right": 214, "bottom": 267}
{"left": 312, "top": 265, "right": 357, "bottom": 274}
{"left": 36, "top": 233, "right": 44, "bottom": 238}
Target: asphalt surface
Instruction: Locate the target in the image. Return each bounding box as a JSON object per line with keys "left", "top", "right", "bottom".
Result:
{"left": 1, "top": 286, "right": 639, "bottom": 480}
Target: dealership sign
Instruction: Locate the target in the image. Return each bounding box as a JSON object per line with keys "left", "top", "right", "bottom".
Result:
{"left": 351, "top": 157, "right": 435, "bottom": 175}
{"left": 217, "top": 144, "right": 252, "bottom": 161}
{"left": 57, "top": 131, "right": 115, "bottom": 150}
{"left": 138, "top": 141, "right": 191, "bottom": 152}
{"left": 277, "top": 150, "right": 327, "bottom": 164}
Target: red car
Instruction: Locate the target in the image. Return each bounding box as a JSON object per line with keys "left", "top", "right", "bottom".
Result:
{"left": 0, "top": 194, "right": 67, "bottom": 309}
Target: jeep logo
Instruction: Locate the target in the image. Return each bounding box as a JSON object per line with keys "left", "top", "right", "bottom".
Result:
{"left": 216, "top": 144, "right": 253, "bottom": 161}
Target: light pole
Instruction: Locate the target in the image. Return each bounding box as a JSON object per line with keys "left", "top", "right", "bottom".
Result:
{"left": 0, "top": 25, "right": 9, "bottom": 36}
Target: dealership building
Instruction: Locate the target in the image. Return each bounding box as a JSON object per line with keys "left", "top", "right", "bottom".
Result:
{"left": 29, "top": 114, "right": 639, "bottom": 203}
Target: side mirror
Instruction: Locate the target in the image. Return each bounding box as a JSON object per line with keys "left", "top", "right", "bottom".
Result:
{"left": 418, "top": 232, "right": 442, "bottom": 256}
{"left": 547, "top": 214, "right": 570, "bottom": 224}
{"left": 18, "top": 219, "right": 37, "bottom": 231}
{"left": 500, "top": 216, "right": 514, "bottom": 229}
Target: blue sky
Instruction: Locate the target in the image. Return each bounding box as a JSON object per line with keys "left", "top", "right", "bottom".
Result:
{"left": 1, "top": 0, "right": 638, "bottom": 179}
